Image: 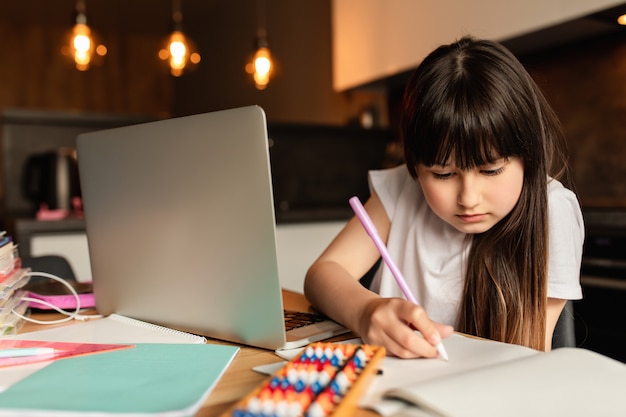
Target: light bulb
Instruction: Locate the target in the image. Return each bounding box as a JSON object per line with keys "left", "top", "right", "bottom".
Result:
{"left": 169, "top": 32, "right": 187, "bottom": 75}
{"left": 61, "top": 1, "right": 106, "bottom": 71}
{"left": 72, "top": 23, "right": 92, "bottom": 70}
{"left": 159, "top": 31, "right": 200, "bottom": 77}
{"left": 248, "top": 47, "right": 273, "bottom": 90}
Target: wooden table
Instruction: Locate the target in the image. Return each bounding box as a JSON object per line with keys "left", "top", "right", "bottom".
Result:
{"left": 19, "top": 290, "right": 379, "bottom": 417}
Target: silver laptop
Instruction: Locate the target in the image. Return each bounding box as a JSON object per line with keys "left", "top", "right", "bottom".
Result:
{"left": 76, "top": 106, "right": 348, "bottom": 350}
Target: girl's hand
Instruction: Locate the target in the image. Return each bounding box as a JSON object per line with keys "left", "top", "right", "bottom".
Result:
{"left": 358, "top": 297, "right": 454, "bottom": 359}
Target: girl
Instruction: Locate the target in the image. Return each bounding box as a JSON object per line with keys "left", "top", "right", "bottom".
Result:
{"left": 304, "top": 36, "right": 584, "bottom": 358}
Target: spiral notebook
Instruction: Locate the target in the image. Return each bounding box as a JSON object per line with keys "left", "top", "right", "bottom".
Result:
{"left": 8, "top": 314, "right": 207, "bottom": 344}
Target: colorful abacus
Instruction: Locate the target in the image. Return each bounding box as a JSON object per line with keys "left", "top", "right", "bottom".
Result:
{"left": 226, "top": 342, "right": 385, "bottom": 417}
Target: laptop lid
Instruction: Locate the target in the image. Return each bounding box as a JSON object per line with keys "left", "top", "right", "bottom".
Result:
{"left": 76, "top": 106, "right": 290, "bottom": 349}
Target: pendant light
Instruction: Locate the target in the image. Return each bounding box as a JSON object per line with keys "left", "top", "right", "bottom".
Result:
{"left": 158, "top": 0, "right": 201, "bottom": 77}
{"left": 63, "top": 0, "right": 107, "bottom": 71}
{"left": 246, "top": 0, "right": 275, "bottom": 90}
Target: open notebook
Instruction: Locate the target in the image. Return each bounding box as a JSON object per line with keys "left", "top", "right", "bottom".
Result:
{"left": 76, "top": 106, "right": 348, "bottom": 350}
{"left": 360, "top": 333, "right": 626, "bottom": 417}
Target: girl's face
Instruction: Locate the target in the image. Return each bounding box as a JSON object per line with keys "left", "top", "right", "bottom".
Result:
{"left": 416, "top": 157, "right": 524, "bottom": 234}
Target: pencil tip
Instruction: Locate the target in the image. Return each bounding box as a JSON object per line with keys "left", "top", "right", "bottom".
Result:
{"left": 437, "top": 343, "right": 449, "bottom": 361}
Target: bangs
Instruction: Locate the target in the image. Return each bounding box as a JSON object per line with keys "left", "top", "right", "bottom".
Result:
{"left": 417, "top": 98, "right": 524, "bottom": 169}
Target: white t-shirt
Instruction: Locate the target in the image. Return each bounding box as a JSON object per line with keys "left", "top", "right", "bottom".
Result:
{"left": 368, "top": 165, "right": 584, "bottom": 326}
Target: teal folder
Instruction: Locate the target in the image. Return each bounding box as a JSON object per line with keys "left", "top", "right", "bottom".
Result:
{"left": 0, "top": 343, "right": 239, "bottom": 416}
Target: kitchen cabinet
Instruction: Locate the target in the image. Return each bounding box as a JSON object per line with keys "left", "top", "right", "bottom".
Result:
{"left": 331, "top": 0, "right": 625, "bottom": 91}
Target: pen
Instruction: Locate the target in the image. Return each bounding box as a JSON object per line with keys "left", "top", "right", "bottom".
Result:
{"left": 349, "top": 196, "right": 449, "bottom": 361}
{"left": 0, "top": 347, "right": 57, "bottom": 359}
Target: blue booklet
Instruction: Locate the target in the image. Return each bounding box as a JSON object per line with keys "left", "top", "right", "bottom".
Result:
{"left": 0, "top": 343, "right": 239, "bottom": 416}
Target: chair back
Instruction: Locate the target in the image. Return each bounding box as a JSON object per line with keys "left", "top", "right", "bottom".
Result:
{"left": 552, "top": 300, "right": 576, "bottom": 348}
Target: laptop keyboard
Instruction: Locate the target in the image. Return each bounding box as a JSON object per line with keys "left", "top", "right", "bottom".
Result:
{"left": 284, "top": 310, "right": 327, "bottom": 331}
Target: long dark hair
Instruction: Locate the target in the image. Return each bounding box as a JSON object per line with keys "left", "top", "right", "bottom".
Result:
{"left": 401, "top": 36, "right": 570, "bottom": 350}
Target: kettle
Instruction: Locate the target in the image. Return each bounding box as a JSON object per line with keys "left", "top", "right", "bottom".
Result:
{"left": 22, "top": 147, "right": 81, "bottom": 213}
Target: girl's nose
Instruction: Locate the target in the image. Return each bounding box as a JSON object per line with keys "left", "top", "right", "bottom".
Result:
{"left": 457, "top": 176, "right": 481, "bottom": 208}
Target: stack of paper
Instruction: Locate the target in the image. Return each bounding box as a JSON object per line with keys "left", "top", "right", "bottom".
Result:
{"left": 0, "top": 232, "right": 28, "bottom": 335}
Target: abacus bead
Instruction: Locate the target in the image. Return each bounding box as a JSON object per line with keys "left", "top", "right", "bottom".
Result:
{"left": 303, "top": 369, "right": 317, "bottom": 385}
{"left": 317, "top": 369, "right": 331, "bottom": 387}
{"left": 343, "top": 344, "right": 355, "bottom": 357}
{"left": 280, "top": 378, "right": 291, "bottom": 391}
{"left": 287, "top": 402, "right": 303, "bottom": 417}
{"left": 324, "top": 346, "right": 333, "bottom": 358}
{"left": 306, "top": 402, "right": 326, "bottom": 417}
{"left": 294, "top": 379, "right": 306, "bottom": 393}
{"left": 311, "top": 380, "right": 324, "bottom": 394}
{"left": 269, "top": 376, "right": 281, "bottom": 390}
{"left": 275, "top": 400, "right": 289, "bottom": 417}
{"left": 314, "top": 345, "right": 324, "bottom": 359}
{"left": 304, "top": 346, "right": 315, "bottom": 358}
{"left": 246, "top": 397, "right": 262, "bottom": 414}
{"left": 309, "top": 391, "right": 335, "bottom": 417}
{"left": 272, "top": 388, "right": 285, "bottom": 403}
{"left": 287, "top": 368, "right": 299, "bottom": 385}
{"left": 258, "top": 386, "right": 273, "bottom": 401}
{"left": 261, "top": 398, "right": 276, "bottom": 415}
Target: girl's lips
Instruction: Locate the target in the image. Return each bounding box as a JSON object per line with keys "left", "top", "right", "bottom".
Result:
{"left": 457, "top": 213, "right": 486, "bottom": 222}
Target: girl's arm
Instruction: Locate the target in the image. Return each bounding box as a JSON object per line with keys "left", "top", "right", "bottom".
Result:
{"left": 304, "top": 193, "right": 452, "bottom": 358}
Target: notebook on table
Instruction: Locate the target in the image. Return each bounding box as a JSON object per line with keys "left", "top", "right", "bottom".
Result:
{"left": 76, "top": 106, "right": 348, "bottom": 350}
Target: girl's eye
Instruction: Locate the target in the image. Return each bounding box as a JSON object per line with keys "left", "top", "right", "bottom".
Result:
{"left": 432, "top": 172, "right": 454, "bottom": 180}
{"left": 480, "top": 167, "right": 505, "bottom": 176}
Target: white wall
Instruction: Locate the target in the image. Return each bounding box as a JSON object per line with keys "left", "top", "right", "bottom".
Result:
{"left": 275, "top": 221, "right": 346, "bottom": 293}
{"left": 331, "top": 0, "right": 624, "bottom": 91}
